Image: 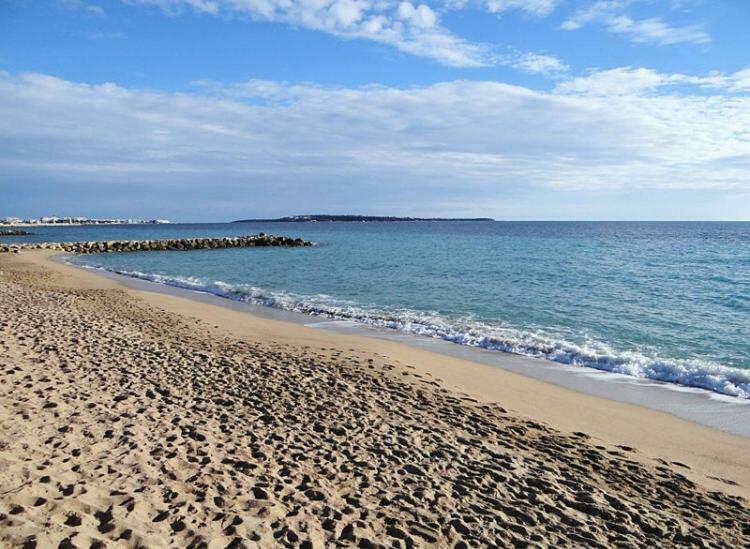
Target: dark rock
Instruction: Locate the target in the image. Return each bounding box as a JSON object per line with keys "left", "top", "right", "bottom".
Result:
{"left": 0, "top": 234, "right": 311, "bottom": 254}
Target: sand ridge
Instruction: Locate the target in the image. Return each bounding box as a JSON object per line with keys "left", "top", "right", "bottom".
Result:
{"left": 1, "top": 254, "right": 749, "bottom": 547}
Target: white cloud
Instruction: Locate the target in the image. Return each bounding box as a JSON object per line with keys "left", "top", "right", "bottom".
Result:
{"left": 605, "top": 15, "right": 709, "bottom": 45}
{"left": 58, "top": 0, "right": 106, "bottom": 17}
{"left": 560, "top": 0, "right": 630, "bottom": 30}
{"left": 556, "top": 66, "right": 750, "bottom": 95}
{"left": 123, "top": 0, "right": 562, "bottom": 69}
{"left": 562, "top": 0, "right": 710, "bottom": 45}
{"left": 396, "top": 1, "right": 438, "bottom": 28}
{"left": 1, "top": 71, "right": 749, "bottom": 207}
{"left": 556, "top": 66, "right": 676, "bottom": 95}
{"left": 509, "top": 51, "right": 567, "bottom": 75}
{"left": 124, "top": 0, "right": 219, "bottom": 14}
{"left": 484, "top": 0, "right": 559, "bottom": 16}
{"left": 704, "top": 69, "right": 750, "bottom": 93}
{"left": 126, "top": 0, "right": 489, "bottom": 67}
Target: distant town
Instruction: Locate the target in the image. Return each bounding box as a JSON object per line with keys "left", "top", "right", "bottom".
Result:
{"left": 1, "top": 216, "right": 172, "bottom": 226}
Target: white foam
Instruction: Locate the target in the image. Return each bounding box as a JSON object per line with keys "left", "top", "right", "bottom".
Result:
{"left": 78, "top": 264, "right": 750, "bottom": 400}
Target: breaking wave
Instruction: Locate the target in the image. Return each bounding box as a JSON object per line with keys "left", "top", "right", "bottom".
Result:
{"left": 78, "top": 265, "right": 750, "bottom": 400}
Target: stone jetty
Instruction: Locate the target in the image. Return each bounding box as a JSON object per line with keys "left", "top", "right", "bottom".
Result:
{"left": 0, "top": 234, "right": 311, "bottom": 254}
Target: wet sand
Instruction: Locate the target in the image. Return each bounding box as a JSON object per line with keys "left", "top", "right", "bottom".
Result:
{"left": 1, "top": 250, "right": 749, "bottom": 547}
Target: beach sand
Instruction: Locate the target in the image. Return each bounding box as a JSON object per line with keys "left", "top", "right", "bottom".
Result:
{"left": 1, "top": 250, "right": 749, "bottom": 547}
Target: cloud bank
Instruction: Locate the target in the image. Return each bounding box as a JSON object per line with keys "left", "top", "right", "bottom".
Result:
{"left": 2, "top": 70, "right": 749, "bottom": 214}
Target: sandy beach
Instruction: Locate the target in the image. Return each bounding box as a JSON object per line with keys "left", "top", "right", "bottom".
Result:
{"left": 1, "top": 250, "right": 749, "bottom": 548}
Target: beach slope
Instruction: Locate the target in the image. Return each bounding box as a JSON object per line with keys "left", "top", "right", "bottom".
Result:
{"left": 1, "top": 251, "right": 748, "bottom": 547}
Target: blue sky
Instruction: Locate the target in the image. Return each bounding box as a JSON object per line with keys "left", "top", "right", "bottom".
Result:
{"left": 1, "top": 0, "right": 749, "bottom": 220}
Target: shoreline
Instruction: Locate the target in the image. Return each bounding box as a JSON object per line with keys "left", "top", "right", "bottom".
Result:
{"left": 2, "top": 249, "right": 750, "bottom": 546}
{"left": 32, "top": 250, "right": 750, "bottom": 498}
{"left": 0, "top": 222, "right": 173, "bottom": 227}
{"left": 67, "top": 254, "right": 750, "bottom": 440}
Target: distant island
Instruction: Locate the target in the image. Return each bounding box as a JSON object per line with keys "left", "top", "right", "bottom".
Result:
{"left": 233, "top": 215, "right": 494, "bottom": 223}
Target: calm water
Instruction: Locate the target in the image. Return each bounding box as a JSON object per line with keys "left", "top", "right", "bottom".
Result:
{"left": 6, "top": 221, "right": 750, "bottom": 398}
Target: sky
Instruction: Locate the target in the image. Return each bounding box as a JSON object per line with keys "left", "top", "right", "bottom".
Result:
{"left": 1, "top": 0, "right": 749, "bottom": 221}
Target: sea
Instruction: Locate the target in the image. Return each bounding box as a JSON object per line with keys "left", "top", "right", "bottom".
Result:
{"left": 5, "top": 221, "right": 750, "bottom": 401}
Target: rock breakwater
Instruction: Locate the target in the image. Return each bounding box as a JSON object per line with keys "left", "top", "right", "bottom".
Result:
{"left": 0, "top": 234, "right": 310, "bottom": 254}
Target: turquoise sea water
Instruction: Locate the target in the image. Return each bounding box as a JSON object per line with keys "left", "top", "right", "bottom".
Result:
{"left": 6, "top": 221, "right": 750, "bottom": 399}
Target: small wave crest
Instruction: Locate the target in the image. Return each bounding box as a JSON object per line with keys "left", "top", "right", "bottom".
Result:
{"left": 80, "top": 264, "right": 750, "bottom": 400}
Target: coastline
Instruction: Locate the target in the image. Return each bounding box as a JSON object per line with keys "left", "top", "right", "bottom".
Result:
{"left": 0, "top": 223, "right": 168, "bottom": 227}
{"left": 67, "top": 253, "right": 750, "bottom": 439}
{"left": 60, "top": 231, "right": 750, "bottom": 404}
{"left": 34, "top": 251, "right": 750, "bottom": 497}
{"left": 2, "top": 249, "right": 749, "bottom": 546}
